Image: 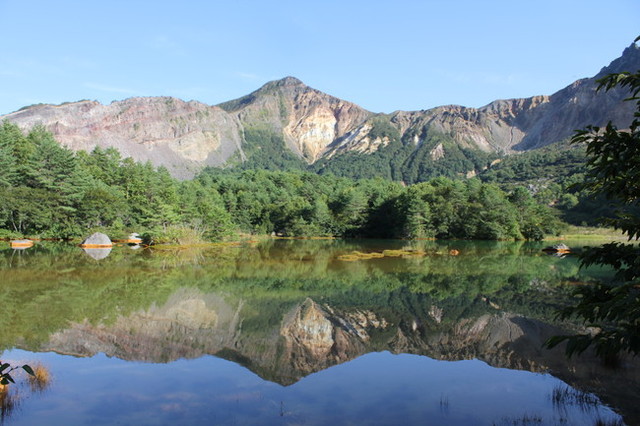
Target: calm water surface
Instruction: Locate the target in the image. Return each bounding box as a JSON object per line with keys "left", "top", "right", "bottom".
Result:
{"left": 0, "top": 239, "right": 637, "bottom": 425}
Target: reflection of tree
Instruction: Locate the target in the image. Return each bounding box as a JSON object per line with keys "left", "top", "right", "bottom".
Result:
{"left": 0, "top": 240, "right": 592, "bottom": 352}
{"left": 0, "top": 239, "right": 633, "bottom": 422}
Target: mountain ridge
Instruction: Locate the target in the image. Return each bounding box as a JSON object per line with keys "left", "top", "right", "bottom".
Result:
{"left": 2, "top": 43, "right": 639, "bottom": 179}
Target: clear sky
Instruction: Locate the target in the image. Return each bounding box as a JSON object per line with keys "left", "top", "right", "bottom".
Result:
{"left": 0, "top": 0, "right": 638, "bottom": 115}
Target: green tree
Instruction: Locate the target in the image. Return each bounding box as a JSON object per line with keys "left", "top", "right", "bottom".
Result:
{"left": 395, "top": 184, "right": 434, "bottom": 238}
{"left": 0, "top": 121, "right": 33, "bottom": 182}
{"left": 330, "top": 187, "right": 368, "bottom": 236}
{"left": 546, "top": 41, "right": 640, "bottom": 360}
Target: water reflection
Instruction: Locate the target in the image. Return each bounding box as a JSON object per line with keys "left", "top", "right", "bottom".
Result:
{"left": 82, "top": 247, "right": 112, "bottom": 260}
{"left": 0, "top": 239, "right": 636, "bottom": 425}
{"left": 0, "top": 349, "right": 623, "bottom": 426}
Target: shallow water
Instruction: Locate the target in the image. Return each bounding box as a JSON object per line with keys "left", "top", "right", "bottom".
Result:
{"left": 0, "top": 239, "right": 636, "bottom": 425}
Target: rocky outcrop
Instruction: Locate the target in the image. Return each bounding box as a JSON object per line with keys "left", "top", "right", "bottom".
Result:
{"left": 80, "top": 232, "right": 112, "bottom": 248}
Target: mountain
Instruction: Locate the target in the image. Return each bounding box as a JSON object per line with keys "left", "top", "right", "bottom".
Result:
{"left": 1, "top": 97, "right": 244, "bottom": 179}
{"left": 2, "top": 43, "right": 639, "bottom": 180}
{"left": 218, "top": 76, "right": 371, "bottom": 163}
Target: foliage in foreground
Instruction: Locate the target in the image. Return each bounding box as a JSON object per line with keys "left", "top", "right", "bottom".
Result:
{"left": 546, "top": 42, "right": 640, "bottom": 360}
{"left": 0, "top": 362, "right": 34, "bottom": 386}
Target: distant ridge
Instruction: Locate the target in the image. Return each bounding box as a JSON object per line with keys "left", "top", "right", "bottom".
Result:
{"left": 2, "top": 43, "right": 638, "bottom": 179}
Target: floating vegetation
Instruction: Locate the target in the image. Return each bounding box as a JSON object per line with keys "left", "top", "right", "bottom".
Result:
{"left": 492, "top": 413, "right": 544, "bottom": 425}
{"left": 337, "top": 249, "right": 428, "bottom": 261}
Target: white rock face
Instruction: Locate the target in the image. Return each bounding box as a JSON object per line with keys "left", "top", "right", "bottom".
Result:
{"left": 430, "top": 143, "right": 445, "bottom": 161}
{"left": 326, "top": 123, "right": 391, "bottom": 158}
{"left": 281, "top": 299, "right": 335, "bottom": 357}
{"left": 285, "top": 106, "right": 337, "bottom": 163}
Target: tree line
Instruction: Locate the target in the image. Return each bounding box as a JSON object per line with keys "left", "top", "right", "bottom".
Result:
{"left": 0, "top": 121, "right": 564, "bottom": 242}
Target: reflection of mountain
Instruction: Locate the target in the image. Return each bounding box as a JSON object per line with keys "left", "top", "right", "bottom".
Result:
{"left": 38, "top": 287, "right": 640, "bottom": 424}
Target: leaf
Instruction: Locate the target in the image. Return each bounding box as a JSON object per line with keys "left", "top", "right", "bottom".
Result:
{"left": 22, "top": 365, "right": 35, "bottom": 376}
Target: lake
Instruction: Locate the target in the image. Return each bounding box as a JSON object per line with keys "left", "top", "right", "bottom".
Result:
{"left": 0, "top": 239, "right": 637, "bottom": 425}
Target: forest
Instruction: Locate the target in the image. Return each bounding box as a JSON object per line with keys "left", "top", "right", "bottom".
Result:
{"left": 0, "top": 120, "right": 581, "bottom": 243}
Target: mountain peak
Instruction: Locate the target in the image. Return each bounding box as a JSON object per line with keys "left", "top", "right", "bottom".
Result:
{"left": 596, "top": 41, "right": 640, "bottom": 77}
{"left": 257, "top": 76, "right": 306, "bottom": 92}
{"left": 217, "top": 76, "right": 309, "bottom": 112}
{"left": 277, "top": 76, "right": 304, "bottom": 86}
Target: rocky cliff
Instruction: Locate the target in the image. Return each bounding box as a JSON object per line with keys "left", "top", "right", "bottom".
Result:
{"left": 2, "top": 43, "right": 639, "bottom": 178}
{"left": 1, "top": 97, "right": 244, "bottom": 179}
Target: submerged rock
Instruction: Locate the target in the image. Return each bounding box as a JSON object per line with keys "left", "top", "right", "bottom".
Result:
{"left": 542, "top": 243, "right": 570, "bottom": 253}
{"left": 127, "top": 233, "right": 142, "bottom": 244}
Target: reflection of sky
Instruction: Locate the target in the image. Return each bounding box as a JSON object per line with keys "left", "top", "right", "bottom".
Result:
{"left": 2, "top": 349, "right": 622, "bottom": 426}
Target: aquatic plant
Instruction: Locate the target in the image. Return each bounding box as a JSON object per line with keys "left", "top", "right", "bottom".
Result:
{"left": 492, "top": 413, "right": 543, "bottom": 425}
{"left": 0, "top": 385, "right": 18, "bottom": 424}
{"left": 27, "top": 363, "right": 51, "bottom": 393}
{"left": 550, "top": 385, "right": 600, "bottom": 412}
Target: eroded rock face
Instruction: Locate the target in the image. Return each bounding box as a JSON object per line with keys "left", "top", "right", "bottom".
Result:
{"left": 2, "top": 97, "right": 243, "bottom": 179}
{"left": 281, "top": 299, "right": 336, "bottom": 358}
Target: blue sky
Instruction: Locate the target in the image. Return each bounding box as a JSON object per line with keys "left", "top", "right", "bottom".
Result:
{"left": 0, "top": 0, "right": 638, "bottom": 115}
